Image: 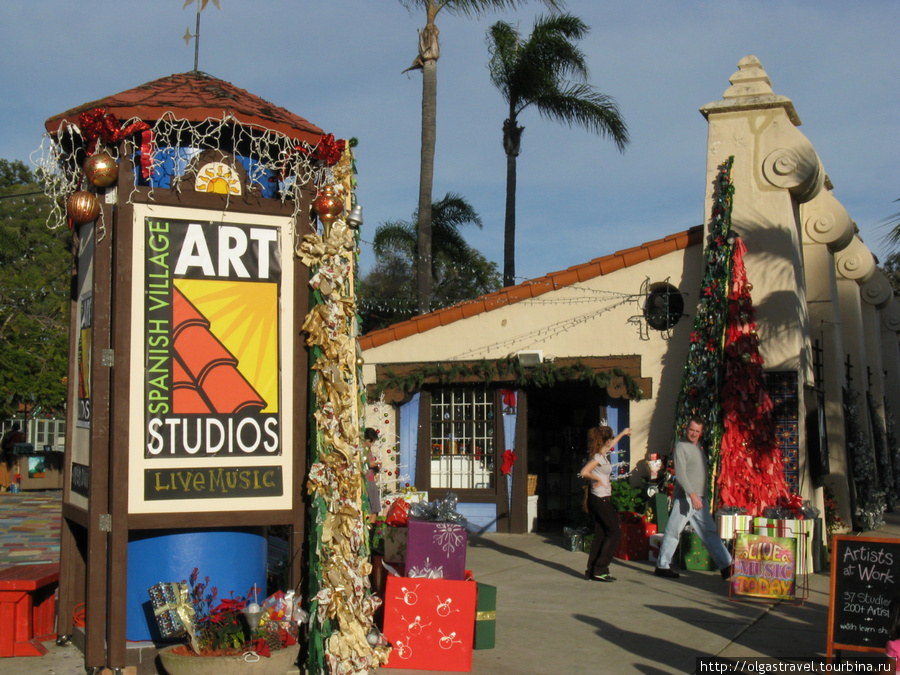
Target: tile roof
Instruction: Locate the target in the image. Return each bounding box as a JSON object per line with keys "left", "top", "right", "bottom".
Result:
{"left": 359, "top": 225, "right": 703, "bottom": 351}
{"left": 44, "top": 71, "right": 323, "bottom": 146}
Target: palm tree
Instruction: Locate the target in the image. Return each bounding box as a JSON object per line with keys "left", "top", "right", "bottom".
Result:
{"left": 360, "top": 193, "right": 501, "bottom": 329}
{"left": 487, "top": 13, "right": 629, "bottom": 287}
{"left": 398, "top": 0, "right": 561, "bottom": 314}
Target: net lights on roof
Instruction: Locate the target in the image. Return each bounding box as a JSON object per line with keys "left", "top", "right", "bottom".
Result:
{"left": 35, "top": 106, "right": 353, "bottom": 242}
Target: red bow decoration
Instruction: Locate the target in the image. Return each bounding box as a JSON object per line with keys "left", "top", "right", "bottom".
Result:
{"left": 312, "top": 133, "right": 346, "bottom": 167}
{"left": 501, "top": 449, "right": 516, "bottom": 475}
{"left": 501, "top": 389, "right": 516, "bottom": 407}
{"left": 273, "top": 132, "right": 346, "bottom": 182}
{"left": 252, "top": 637, "right": 270, "bottom": 658}
{"left": 78, "top": 108, "right": 152, "bottom": 178}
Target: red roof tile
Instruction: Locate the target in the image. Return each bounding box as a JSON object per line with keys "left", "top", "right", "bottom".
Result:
{"left": 45, "top": 71, "right": 323, "bottom": 146}
{"left": 358, "top": 225, "right": 703, "bottom": 352}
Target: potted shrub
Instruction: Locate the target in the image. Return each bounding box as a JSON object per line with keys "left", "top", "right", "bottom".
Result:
{"left": 611, "top": 479, "right": 654, "bottom": 560}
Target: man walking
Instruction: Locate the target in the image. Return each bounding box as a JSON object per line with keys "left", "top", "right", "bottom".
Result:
{"left": 654, "top": 416, "right": 732, "bottom": 579}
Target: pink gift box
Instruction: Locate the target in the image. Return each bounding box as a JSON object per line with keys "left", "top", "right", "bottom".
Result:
{"left": 405, "top": 519, "right": 468, "bottom": 580}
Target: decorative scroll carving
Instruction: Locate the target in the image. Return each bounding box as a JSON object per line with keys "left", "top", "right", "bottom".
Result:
{"left": 860, "top": 273, "right": 893, "bottom": 309}
{"left": 762, "top": 144, "right": 824, "bottom": 203}
{"left": 801, "top": 191, "right": 854, "bottom": 251}
{"left": 882, "top": 303, "right": 900, "bottom": 333}
{"left": 835, "top": 237, "right": 876, "bottom": 283}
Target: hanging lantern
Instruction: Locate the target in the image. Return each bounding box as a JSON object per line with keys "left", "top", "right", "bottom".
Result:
{"left": 66, "top": 191, "right": 101, "bottom": 225}
{"left": 312, "top": 184, "right": 343, "bottom": 237}
{"left": 83, "top": 152, "right": 118, "bottom": 188}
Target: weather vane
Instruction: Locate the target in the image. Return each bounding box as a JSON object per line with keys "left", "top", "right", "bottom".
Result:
{"left": 183, "top": 0, "right": 221, "bottom": 72}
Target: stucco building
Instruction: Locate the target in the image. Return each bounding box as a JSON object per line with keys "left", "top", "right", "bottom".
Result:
{"left": 359, "top": 56, "right": 900, "bottom": 538}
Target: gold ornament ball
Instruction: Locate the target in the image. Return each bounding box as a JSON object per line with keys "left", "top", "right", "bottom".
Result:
{"left": 745, "top": 283, "right": 753, "bottom": 292}
{"left": 356, "top": 356, "right": 365, "bottom": 367}
{"left": 83, "top": 152, "right": 118, "bottom": 188}
{"left": 66, "top": 191, "right": 101, "bottom": 225}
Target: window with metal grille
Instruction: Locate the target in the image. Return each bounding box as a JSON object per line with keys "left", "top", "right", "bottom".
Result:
{"left": 429, "top": 388, "right": 496, "bottom": 490}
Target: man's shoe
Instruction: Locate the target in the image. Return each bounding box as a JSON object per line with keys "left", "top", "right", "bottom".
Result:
{"left": 654, "top": 567, "right": 680, "bottom": 579}
{"left": 720, "top": 564, "right": 733, "bottom": 580}
{"left": 594, "top": 574, "right": 616, "bottom": 582}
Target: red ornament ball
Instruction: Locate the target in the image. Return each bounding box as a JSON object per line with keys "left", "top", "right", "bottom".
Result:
{"left": 67, "top": 191, "right": 101, "bottom": 225}
{"left": 84, "top": 152, "right": 118, "bottom": 188}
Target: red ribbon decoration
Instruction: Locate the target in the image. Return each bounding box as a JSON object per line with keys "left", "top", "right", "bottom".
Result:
{"left": 313, "top": 133, "right": 346, "bottom": 166}
{"left": 501, "top": 389, "right": 516, "bottom": 408}
{"left": 78, "top": 108, "right": 153, "bottom": 179}
{"left": 501, "top": 449, "right": 516, "bottom": 475}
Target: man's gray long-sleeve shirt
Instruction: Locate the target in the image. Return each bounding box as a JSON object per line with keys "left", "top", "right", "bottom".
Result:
{"left": 672, "top": 439, "right": 708, "bottom": 499}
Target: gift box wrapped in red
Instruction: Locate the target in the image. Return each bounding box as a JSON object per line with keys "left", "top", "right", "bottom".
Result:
{"left": 382, "top": 575, "right": 476, "bottom": 671}
{"left": 405, "top": 519, "right": 468, "bottom": 580}
{"left": 613, "top": 512, "right": 657, "bottom": 561}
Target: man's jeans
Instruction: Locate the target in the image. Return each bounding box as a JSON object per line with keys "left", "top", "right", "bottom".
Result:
{"left": 656, "top": 496, "right": 732, "bottom": 570}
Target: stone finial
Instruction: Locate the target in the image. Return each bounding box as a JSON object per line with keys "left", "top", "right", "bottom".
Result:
{"left": 723, "top": 55, "right": 774, "bottom": 99}
{"left": 700, "top": 55, "right": 800, "bottom": 124}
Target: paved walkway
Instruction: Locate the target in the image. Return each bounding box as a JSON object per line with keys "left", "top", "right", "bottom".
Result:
{"left": 1, "top": 491, "right": 897, "bottom": 674}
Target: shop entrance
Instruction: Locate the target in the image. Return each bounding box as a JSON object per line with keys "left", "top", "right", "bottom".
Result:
{"left": 526, "top": 383, "right": 608, "bottom": 532}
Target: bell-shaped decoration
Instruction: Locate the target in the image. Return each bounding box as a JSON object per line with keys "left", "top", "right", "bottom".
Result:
{"left": 83, "top": 152, "right": 118, "bottom": 188}
{"left": 312, "top": 184, "right": 344, "bottom": 237}
{"left": 346, "top": 203, "right": 363, "bottom": 229}
{"left": 66, "top": 191, "right": 101, "bottom": 226}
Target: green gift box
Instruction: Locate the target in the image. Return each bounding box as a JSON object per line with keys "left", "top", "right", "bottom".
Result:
{"left": 582, "top": 534, "right": 594, "bottom": 553}
{"left": 680, "top": 530, "right": 716, "bottom": 570}
{"left": 474, "top": 582, "right": 497, "bottom": 650}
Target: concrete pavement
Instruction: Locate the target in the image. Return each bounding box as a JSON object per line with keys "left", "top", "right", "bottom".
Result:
{"left": 2, "top": 491, "right": 897, "bottom": 674}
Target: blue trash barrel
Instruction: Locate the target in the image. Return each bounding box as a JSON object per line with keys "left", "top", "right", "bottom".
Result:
{"left": 127, "top": 528, "right": 267, "bottom": 641}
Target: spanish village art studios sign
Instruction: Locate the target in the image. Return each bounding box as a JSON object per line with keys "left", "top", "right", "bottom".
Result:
{"left": 130, "top": 205, "right": 296, "bottom": 514}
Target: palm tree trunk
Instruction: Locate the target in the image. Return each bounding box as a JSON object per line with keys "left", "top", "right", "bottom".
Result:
{"left": 503, "top": 148, "right": 517, "bottom": 287}
{"left": 416, "top": 58, "right": 437, "bottom": 314}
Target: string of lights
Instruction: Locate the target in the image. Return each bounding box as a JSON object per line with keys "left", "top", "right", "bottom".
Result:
{"left": 453, "top": 295, "right": 633, "bottom": 360}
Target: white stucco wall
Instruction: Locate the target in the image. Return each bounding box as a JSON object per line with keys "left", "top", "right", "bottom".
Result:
{"left": 362, "top": 242, "right": 704, "bottom": 465}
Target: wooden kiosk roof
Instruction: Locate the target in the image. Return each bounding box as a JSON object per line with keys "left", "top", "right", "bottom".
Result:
{"left": 44, "top": 71, "right": 324, "bottom": 145}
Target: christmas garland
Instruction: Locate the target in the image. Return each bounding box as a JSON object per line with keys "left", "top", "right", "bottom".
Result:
{"left": 38, "top": 107, "right": 354, "bottom": 246}
{"left": 867, "top": 393, "right": 896, "bottom": 511}
{"left": 672, "top": 157, "right": 736, "bottom": 502}
{"left": 371, "top": 357, "right": 644, "bottom": 401}
{"left": 299, "top": 154, "right": 389, "bottom": 675}
{"left": 843, "top": 386, "right": 885, "bottom": 531}
{"left": 886, "top": 410, "right": 900, "bottom": 501}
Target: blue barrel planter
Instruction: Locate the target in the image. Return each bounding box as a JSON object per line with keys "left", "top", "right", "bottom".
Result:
{"left": 127, "top": 528, "right": 266, "bottom": 641}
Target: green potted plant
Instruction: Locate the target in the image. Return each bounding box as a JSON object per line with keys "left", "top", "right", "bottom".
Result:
{"left": 611, "top": 479, "right": 650, "bottom": 560}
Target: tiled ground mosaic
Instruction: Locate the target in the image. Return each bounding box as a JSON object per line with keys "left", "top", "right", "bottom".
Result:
{"left": 0, "top": 491, "right": 62, "bottom": 570}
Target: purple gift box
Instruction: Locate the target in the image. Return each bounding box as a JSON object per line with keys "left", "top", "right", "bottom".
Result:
{"left": 405, "top": 518, "right": 468, "bottom": 580}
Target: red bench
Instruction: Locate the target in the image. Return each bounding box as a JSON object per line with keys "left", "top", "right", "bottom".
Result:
{"left": 0, "top": 563, "right": 59, "bottom": 657}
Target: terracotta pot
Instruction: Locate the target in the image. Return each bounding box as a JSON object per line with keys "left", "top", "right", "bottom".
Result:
{"left": 158, "top": 643, "right": 300, "bottom": 675}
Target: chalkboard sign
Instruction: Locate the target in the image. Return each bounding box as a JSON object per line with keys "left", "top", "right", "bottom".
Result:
{"left": 828, "top": 535, "right": 900, "bottom": 656}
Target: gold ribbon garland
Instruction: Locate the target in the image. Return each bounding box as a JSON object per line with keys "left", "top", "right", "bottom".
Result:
{"left": 300, "top": 157, "right": 391, "bottom": 674}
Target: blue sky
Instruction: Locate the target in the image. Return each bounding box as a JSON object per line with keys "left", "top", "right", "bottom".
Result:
{"left": 1, "top": 1, "right": 897, "bottom": 282}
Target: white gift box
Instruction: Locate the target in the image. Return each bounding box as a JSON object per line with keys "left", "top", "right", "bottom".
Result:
{"left": 648, "top": 533, "right": 665, "bottom": 563}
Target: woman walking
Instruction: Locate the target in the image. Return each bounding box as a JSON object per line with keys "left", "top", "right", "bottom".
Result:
{"left": 579, "top": 426, "right": 631, "bottom": 582}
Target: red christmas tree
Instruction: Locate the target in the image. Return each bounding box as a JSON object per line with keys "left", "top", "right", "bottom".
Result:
{"left": 715, "top": 237, "right": 789, "bottom": 515}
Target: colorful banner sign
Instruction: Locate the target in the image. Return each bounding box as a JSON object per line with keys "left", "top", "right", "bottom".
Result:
{"left": 137, "top": 211, "right": 290, "bottom": 507}
{"left": 732, "top": 532, "right": 797, "bottom": 600}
